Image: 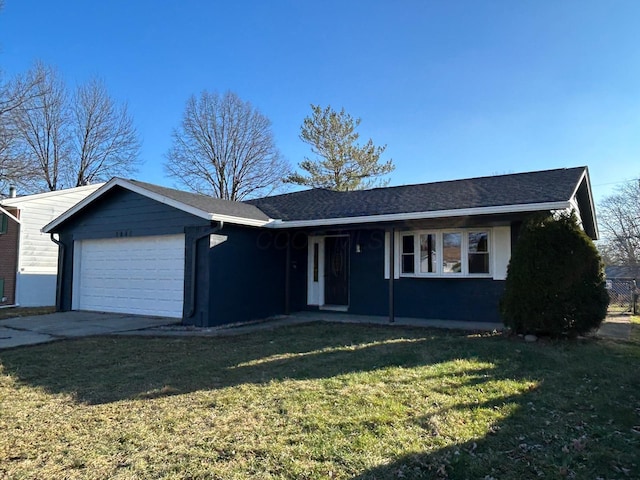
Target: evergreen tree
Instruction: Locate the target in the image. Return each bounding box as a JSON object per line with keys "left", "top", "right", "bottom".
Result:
{"left": 286, "top": 105, "right": 394, "bottom": 190}
{"left": 501, "top": 212, "right": 609, "bottom": 338}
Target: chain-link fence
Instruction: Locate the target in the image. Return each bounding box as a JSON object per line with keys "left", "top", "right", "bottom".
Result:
{"left": 606, "top": 278, "right": 638, "bottom": 314}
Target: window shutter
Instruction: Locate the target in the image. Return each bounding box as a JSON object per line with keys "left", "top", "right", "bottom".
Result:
{"left": 0, "top": 278, "right": 4, "bottom": 298}
{"left": 0, "top": 214, "right": 7, "bottom": 234}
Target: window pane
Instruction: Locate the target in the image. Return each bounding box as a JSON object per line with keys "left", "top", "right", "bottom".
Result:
{"left": 402, "top": 254, "right": 415, "bottom": 273}
{"left": 468, "top": 232, "right": 489, "bottom": 274}
{"left": 402, "top": 235, "right": 414, "bottom": 253}
{"left": 420, "top": 233, "right": 436, "bottom": 273}
{"left": 469, "top": 232, "right": 488, "bottom": 253}
{"left": 442, "top": 233, "right": 461, "bottom": 273}
{"left": 469, "top": 253, "right": 489, "bottom": 274}
{"left": 401, "top": 235, "right": 415, "bottom": 273}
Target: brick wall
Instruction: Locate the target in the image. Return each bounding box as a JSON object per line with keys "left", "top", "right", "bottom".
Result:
{"left": 0, "top": 211, "right": 19, "bottom": 305}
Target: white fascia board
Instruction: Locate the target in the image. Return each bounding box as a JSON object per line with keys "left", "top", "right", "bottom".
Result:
{"left": 1, "top": 183, "right": 104, "bottom": 206}
{"left": 42, "top": 178, "right": 271, "bottom": 233}
{"left": 570, "top": 168, "right": 599, "bottom": 240}
{"left": 266, "top": 201, "right": 571, "bottom": 229}
{"left": 0, "top": 205, "right": 21, "bottom": 224}
{"left": 209, "top": 213, "right": 271, "bottom": 227}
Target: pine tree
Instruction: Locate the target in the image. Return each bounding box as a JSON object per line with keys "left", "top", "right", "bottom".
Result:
{"left": 286, "top": 105, "right": 394, "bottom": 190}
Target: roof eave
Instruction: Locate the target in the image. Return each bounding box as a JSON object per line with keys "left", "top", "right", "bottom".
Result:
{"left": 265, "top": 201, "right": 572, "bottom": 229}
{"left": 571, "top": 168, "right": 599, "bottom": 240}
{"left": 43, "top": 178, "right": 271, "bottom": 233}
{"left": 1, "top": 183, "right": 104, "bottom": 206}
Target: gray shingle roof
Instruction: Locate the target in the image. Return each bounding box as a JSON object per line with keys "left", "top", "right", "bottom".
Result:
{"left": 247, "top": 167, "right": 587, "bottom": 221}
{"left": 128, "top": 180, "right": 270, "bottom": 222}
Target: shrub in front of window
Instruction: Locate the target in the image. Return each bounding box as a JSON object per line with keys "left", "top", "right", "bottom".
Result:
{"left": 500, "top": 212, "right": 609, "bottom": 338}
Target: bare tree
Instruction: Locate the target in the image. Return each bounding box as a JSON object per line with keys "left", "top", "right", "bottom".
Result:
{"left": 0, "top": 66, "right": 48, "bottom": 192}
{"left": 12, "top": 63, "right": 69, "bottom": 191}
{"left": 2, "top": 64, "right": 141, "bottom": 193}
{"left": 165, "top": 90, "right": 289, "bottom": 200}
{"left": 70, "top": 78, "right": 141, "bottom": 186}
{"left": 598, "top": 179, "right": 640, "bottom": 265}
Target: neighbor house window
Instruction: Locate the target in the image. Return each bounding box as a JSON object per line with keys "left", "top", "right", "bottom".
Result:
{"left": 399, "top": 229, "right": 491, "bottom": 277}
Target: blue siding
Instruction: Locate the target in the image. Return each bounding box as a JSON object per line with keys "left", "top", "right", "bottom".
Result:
{"left": 59, "top": 187, "right": 209, "bottom": 239}
{"left": 51, "top": 187, "right": 510, "bottom": 325}
{"left": 208, "top": 226, "right": 287, "bottom": 325}
{"left": 52, "top": 187, "right": 210, "bottom": 314}
{"left": 394, "top": 277, "right": 504, "bottom": 322}
{"left": 349, "top": 230, "right": 388, "bottom": 316}
{"left": 316, "top": 228, "right": 504, "bottom": 323}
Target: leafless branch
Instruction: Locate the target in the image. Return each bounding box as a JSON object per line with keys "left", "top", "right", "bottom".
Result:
{"left": 165, "top": 90, "right": 290, "bottom": 201}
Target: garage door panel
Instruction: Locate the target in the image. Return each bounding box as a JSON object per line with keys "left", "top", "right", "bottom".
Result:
{"left": 75, "top": 235, "right": 185, "bottom": 318}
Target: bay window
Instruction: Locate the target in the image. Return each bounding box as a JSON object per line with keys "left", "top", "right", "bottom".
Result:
{"left": 399, "top": 229, "right": 491, "bottom": 277}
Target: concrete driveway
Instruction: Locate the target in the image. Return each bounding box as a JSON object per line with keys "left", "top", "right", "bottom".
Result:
{"left": 0, "top": 311, "right": 178, "bottom": 349}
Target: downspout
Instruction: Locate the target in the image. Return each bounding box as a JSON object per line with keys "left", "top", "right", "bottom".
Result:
{"left": 186, "top": 221, "right": 223, "bottom": 319}
{"left": 50, "top": 233, "right": 64, "bottom": 311}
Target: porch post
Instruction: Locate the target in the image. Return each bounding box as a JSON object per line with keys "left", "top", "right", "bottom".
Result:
{"left": 389, "top": 227, "right": 395, "bottom": 323}
{"left": 284, "top": 232, "right": 291, "bottom": 315}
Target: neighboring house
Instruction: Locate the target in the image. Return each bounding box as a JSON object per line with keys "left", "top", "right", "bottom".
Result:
{"left": 605, "top": 265, "right": 640, "bottom": 281}
{"left": 43, "top": 166, "right": 597, "bottom": 326}
{"left": 0, "top": 184, "right": 103, "bottom": 307}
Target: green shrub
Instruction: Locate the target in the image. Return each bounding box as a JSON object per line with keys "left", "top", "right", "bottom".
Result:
{"left": 501, "top": 212, "right": 609, "bottom": 337}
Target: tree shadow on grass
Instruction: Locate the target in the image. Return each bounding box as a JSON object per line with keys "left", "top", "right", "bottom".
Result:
{"left": 0, "top": 322, "right": 526, "bottom": 405}
{"left": 350, "top": 335, "right": 640, "bottom": 479}
{"left": 1, "top": 322, "right": 638, "bottom": 478}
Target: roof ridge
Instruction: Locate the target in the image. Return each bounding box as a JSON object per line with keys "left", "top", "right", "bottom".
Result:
{"left": 360, "top": 166, "right": 587, "bottom": 193}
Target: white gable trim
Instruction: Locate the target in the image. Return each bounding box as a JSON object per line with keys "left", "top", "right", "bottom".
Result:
{"left": 1, "top": 183, "right": 104, "bottom": 206}
{"left": 42, "top": 178, "right": 271, "bottom": 232}
{"left": 0, "top": 205, "right": 21, "bottom": 224}
{"left": 570, "top": 168, "right": 599, "bottom": 240}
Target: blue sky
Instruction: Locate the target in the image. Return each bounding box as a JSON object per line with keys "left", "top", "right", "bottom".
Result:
{"left": 1, "top": 0, "right": 639, "bottom": 202}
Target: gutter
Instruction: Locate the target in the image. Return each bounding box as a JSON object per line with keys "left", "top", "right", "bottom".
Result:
{"left": 186, "top": 221, "right": 224, "bottom": 319}
{"left": 266, "top": 201, "right": 572, "bottom": 229}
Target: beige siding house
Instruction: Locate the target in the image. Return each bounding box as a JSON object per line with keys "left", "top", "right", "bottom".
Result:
{"left": 0, "top": 184, "right": 102, "bottom": 307}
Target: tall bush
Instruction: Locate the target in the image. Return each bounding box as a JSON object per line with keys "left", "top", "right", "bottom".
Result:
{"left": 501, "top": 212, "right": 609, "bottom": 337}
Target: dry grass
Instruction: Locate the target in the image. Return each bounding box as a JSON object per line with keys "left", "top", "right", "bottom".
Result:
{"left": 0, "top": 306, "right": 55, "bottom": 320}
{"left": 1, "top": 322, "right": 638, "bottom": 479}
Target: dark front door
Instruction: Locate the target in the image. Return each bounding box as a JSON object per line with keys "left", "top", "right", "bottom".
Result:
{"left": 324, "top": 236, "right": 349, "bottom": 306}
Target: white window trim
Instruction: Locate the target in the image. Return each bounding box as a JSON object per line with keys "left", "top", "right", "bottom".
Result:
{"left": 398, "top": 229, "right": 492, "bottom": 278}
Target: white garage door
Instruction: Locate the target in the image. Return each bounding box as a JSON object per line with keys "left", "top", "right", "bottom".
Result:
{"left": 73, "top": 235, "right": 185, "bottom": 318}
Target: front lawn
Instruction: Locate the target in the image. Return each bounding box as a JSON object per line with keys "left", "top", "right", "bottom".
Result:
{"left": 1, "top": 322, "right": 638, "bottom": 479}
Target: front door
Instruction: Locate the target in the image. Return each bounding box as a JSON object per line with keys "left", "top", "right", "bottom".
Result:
{"left": 324, "top": 236, "right": 349, "bottom": 306}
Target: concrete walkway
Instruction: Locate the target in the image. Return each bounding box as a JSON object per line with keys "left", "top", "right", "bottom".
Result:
{"left": 596, "top": 313, "right": 633, "bottom": 341}
{"left": 0, "top": 311, "right": 178, "bottom": 349}
{"left": 117, "top": 311, "right": 505, "bottom": 338}
{"left": 0, "top": 309, "right": 632, "bottom": 350}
